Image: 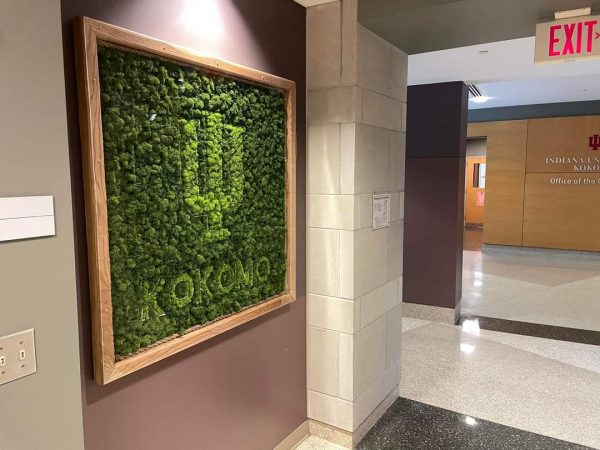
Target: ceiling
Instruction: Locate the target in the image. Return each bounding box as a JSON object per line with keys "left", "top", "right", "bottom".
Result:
{"left": 359, "top": 0, "right": 600, "bottom": 54}
{"left": 408, "top": 37, "right": 600, "bottom": 86}
{"left": 408, "top": 36, "right": 600, "bottom": 109}
{"left": 300, "top": 0, "right": 600, "bottom": 109}
{"left": 469, "top": 76, "right": 600, "bottom": 109}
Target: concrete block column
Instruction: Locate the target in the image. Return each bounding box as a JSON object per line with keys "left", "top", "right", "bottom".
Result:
{"left": 306, "top": 1, "right": 407, "bottom": 445}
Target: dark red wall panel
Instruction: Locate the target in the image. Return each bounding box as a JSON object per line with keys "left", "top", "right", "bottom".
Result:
{"left": 406, "top": 82, "right": 468, "bottom": 159}
{"left": 403, "top": 157, "right": 465, "bottom": 309}
{"left": 403, "top": 82, "right": 467, "bottom": 313}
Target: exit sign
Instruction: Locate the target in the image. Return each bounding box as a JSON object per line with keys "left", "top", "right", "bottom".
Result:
{"left": 535, "top": 15, "right": 600, "bottom": 64}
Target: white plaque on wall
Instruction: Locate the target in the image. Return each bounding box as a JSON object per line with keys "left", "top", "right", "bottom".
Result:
{"left": 372, "top": 193, "right": 390, "bottom": 230}
{"left": 0, "top": 196, "right": 55, "bottom": 242}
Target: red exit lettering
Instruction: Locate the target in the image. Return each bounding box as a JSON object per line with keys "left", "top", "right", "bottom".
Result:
{"left": 549, "top": 19, "right": 598, "bottom": 57}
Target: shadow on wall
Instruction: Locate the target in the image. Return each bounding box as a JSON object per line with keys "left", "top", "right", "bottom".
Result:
{"left": 59, "top": 1, "right": 307, "bottom": 449}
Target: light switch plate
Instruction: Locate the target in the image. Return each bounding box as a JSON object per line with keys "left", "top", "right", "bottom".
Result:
{"left": 0, "top": 329, "right": 37, "bottom": 386}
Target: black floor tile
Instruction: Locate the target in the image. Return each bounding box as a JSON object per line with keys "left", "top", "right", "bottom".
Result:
{"left": 459, "top": 315, "right": 600, "bottom": 346}
{"left": 357, "top": 397, "right": 591, "bottom": 450}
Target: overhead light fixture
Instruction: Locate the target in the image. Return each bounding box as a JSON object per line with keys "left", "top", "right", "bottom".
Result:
{"left": 478, "top": 50, "right": 489, "bottom": 55}
{"left": 468, "top": 84, "right": 490, "bottom": 104}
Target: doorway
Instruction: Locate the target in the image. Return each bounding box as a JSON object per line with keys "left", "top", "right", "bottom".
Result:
{"left": 464, "top": 138, "right": 487, "bottom": 251}
{"left": 465, "top": 156, "right": 486, "bottom": 226}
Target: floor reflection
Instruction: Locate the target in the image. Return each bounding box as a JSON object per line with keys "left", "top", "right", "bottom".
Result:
{"left": 461, "top": 229, "right": 600, "bottom": 332}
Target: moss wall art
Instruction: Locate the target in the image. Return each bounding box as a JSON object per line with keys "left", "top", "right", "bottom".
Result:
{"left": 97, "top": 45, "right": 288, "bottom": 358}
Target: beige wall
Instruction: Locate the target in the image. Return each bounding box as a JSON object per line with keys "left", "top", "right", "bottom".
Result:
{"left": 306, "top": 0, "right": 406, "bottom": 439}
{"left": 0, "top": 1, "right": 84, "bottom": 449}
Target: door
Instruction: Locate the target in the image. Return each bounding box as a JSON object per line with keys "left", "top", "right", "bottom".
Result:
{"left": 465, "top": 156, "right": 486, "bottom": 226}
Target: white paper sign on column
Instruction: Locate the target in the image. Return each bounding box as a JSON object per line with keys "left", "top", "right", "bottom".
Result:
{"left": 0, "top": 196, "right": 55, "bottom": 242}
{"left": 372, "top": 193, "right": 390, "bottom": 230}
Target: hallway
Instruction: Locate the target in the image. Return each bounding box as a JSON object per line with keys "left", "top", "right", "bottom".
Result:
{"left": 6, "top": 1, "right": 600, "bottom": 449}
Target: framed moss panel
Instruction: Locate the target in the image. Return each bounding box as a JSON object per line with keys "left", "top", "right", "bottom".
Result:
{"left": 74, "top": 17, "right": 296, "bottom": 385}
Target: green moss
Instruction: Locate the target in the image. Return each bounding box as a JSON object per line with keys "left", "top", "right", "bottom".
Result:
{"left": 98, "top": 45, "right": 287, "bottom": 357}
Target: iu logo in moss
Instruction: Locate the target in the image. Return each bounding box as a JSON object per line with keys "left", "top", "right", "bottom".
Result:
{"left": 181, "top": 111, "right": 245, "bottom": 243}
{"left": 98, "top": 44, "right": 287, "bottom": 357}
{"left": 589, "top": 134, "right": 600, "bottom": 150}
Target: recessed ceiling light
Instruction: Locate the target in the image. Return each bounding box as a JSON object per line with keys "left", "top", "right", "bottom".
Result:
{"left": 478, "top": 50, "right": 489, "bottom": 54}
{"left": 471, "top": 96, "right": 490, "bottom": 104}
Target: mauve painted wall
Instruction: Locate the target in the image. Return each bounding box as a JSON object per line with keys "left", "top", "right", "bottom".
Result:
{"left": 403, "top": 157, "right": 465, "bottom": 309}
{"left": 60, "top": 1, "right": 306, "bottom": 449}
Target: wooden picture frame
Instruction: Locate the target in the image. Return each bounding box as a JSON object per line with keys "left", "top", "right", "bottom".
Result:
{"left": 74, "top": 17, "right": 296, "bottom": 385}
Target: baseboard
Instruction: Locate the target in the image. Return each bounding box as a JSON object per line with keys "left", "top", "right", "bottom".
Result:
{"left": 353, "top": 386, "right": 399, "bottom": 444}
{"left": 482, "top": 243, "right": 600, "bottom": 261}
{"left": 403, "top": 301, "right": 461, "bottom": 325}
{"left": 308, "top": 387, "right": 399, "bottom": 449}
{"left": 273, "top": 420, "right": 310, "bottom": 450}
{"left": 308, "top": 420, "right": 353, "bottom": 448}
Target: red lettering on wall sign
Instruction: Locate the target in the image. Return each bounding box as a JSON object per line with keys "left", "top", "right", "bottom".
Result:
{"left": 563, "top": 23, "right": 576, "bottom": 54}
{"left": 577, "top": 22, "right": 583, "bottom": 53}
{"left": 549, "top": 24, "right": 561, "bottom": 56}
{"left": 589, "top": 134, "right": 600, "bottom": 151}
{"left": 585, "top": 20, "right": 597, "bottom": 52}
{"left": 547, "top": 19, "right": 599, "bottom": 59}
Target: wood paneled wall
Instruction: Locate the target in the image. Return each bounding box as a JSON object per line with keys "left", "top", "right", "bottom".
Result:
{"left": 527, "top": 116, "right": 600, "bottom": 173}
{"left": 523, "top": 173, "right": 600, "bottom": 251}
{"left": 467, "top": 121, "right": 528, "bottom": 246}
{"left": 469, "top": 116, "right": 600, "bottom": 252}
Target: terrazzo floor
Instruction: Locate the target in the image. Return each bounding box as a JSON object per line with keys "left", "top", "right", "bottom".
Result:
{"left": 462, "top": 246, "right": 600, "bottom": 331}
{"left": 295, "top": 436, "right": 348, "bottom": 450}
{"left": 358, "top": 397, "right": 590, "bottom": 449}
{"left": 399, "top": 318, "right": 600, "bottom": 448}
